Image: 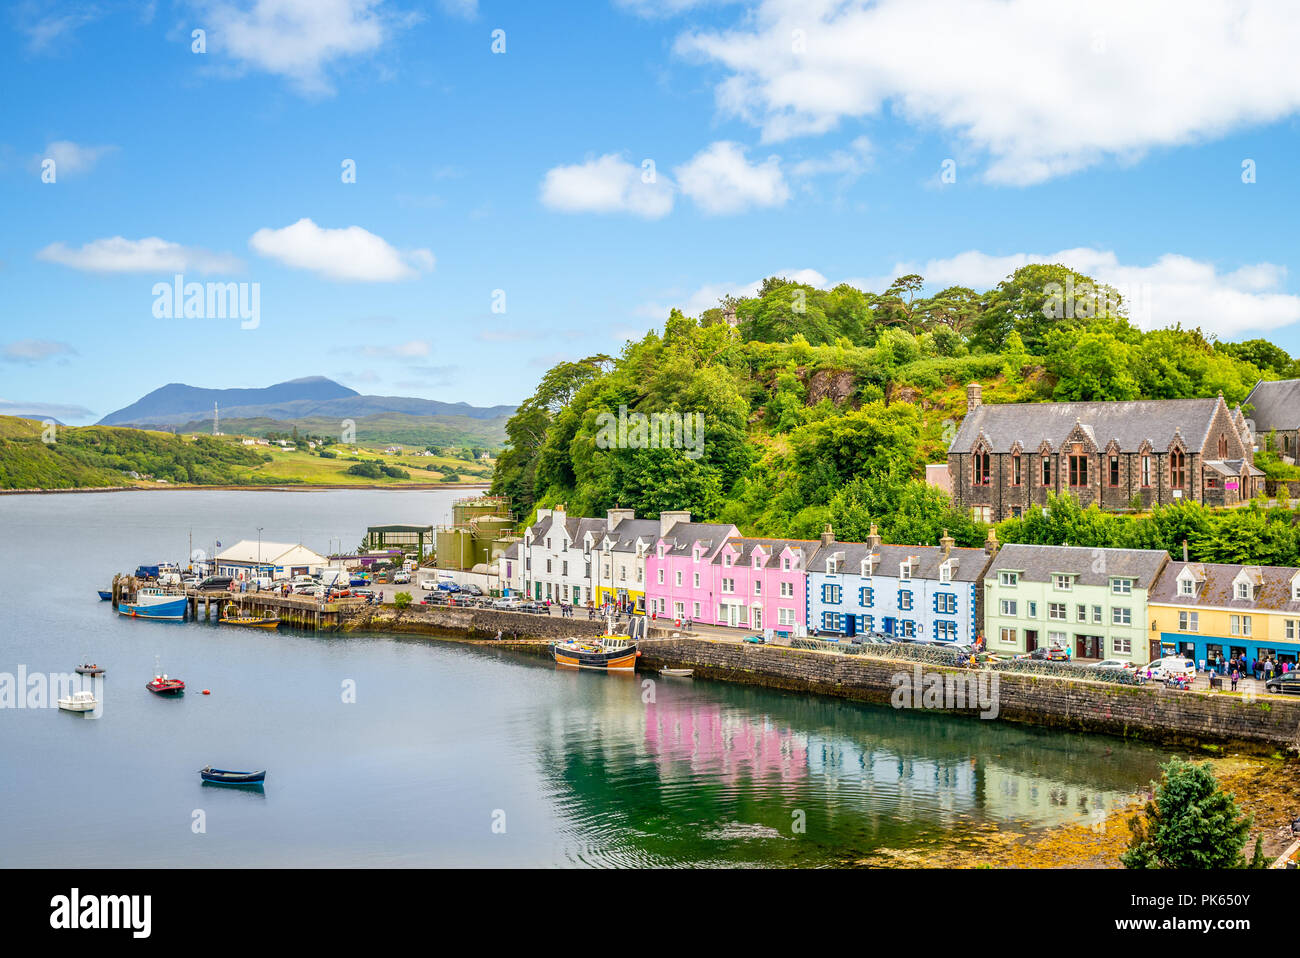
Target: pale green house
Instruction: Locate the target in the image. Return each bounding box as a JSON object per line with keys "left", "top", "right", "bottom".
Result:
{"left": 983, "top": 544, "right": 1170, "bottom": 664}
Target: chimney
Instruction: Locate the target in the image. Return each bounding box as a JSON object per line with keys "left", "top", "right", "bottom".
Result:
{"left": 659, "top": 510, "right": 691, "bottom": 538}
{"left": 966, "top": 382, "right": 982, "bottom": 410}
{"left": 607, "top": 507, "right": 635, "bottom": 531}
{"left": 985, "top": 527, "right": 999, "bottom": 555}
{"left": 866, "top": 523, "right": 882, "bottom": 550}
{"left": 940, "top": 528, "right": 955, "bottom": 557}
{"left": 1182, "top": 540, "right": 1189, "bottom": 562}
{"left": 820, "top": 523, "right": 835, "bottom": 547}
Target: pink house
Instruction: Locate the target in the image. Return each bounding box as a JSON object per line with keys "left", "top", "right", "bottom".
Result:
{"left": 644, "top": 513, "right": 739, "bottom": 625}
{"left": 711, "top": 538, "right": 811, "bottom": 634}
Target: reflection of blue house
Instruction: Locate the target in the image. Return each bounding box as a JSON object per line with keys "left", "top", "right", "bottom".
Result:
{"left": 805, "top": 527, "right": 993, "bottom": 645}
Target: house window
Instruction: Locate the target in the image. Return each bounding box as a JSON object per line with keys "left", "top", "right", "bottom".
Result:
{"left": 937, "top": 593, "right": 957, "bottom": 615}
{"left": 1011, "top": 454, "right": 1022, "bottom": 486}
{"left": 1068, "top": 454, "right": 1089, "bottom": 487}
{"left": 1141, "top": 455, "right": 1151, "bottom": 487}
{"left": 1285, "top": 619, "right": 1298, "bottom": 641}
{"left": 822, "top": 612, "right": 843, "bottom": 632}
{"left": 939, "top": 561, "right": 952, "bottom": 584}
{"left": 693, "top": 572, "right": 700, "bottom": 588}
{"left": 898, "top": 590, "right": 913, "bottom": 611}
{"left": 693, "top": 602, "right": 701, "bottom": 618}
{"left": 1235, "top": 581, "right": 1251, "bottom": 600}
{"left": 675, "top": 570, "right": 682, "bottom": 587}
{"left": 782, "top": 558, "right": 790, "bottom": 571}
{"left": 1092, "top": 605, "right": 1103, "bottom": 624}
{"left": 936, "top": 621, "right": 958, "bottom": 642}
{"left": 1027, "top": 601, "right": 1037, "bottom": 617}
{"left": 1178, "top": 611, "right": 1199, "bottom": 631}
{"left": 975, "top": 450, "right": 991, "bottom": 485}
{"left": 999, "top": 571, "right": 1018, "bottom": 587}
{"left": 1230, "top": 614, "right": 1252, "bottom": 636}
{"left": 1042, "top": 456, "right": 1051, "bottom": 485}
{"left": 778, "top": 608, "right": 795, "bottom": 626}
{"left": 753, "top": 581, "right": 762, "bottom": 596}
{"left": 1112, "top": 578, "right": 1133, "bottom": 595}
{"left": 1218, "top": 434, "right": 1228, "bottom": 457}
{"left": 781, "top": 581, "right": 793, "bottom": 598}
{"left": 1048, "top": 603, "right": 1067, "bottom": 620}
{"left": 822, "top": 584, "right": 841, "bottom": 604}
{"left": 859, "top": 586, "right": 875, "bottom": 607}
{"left": 1170, "top": 448, "right": 1185, "bottom": 488}
{"left": 657, "top": 569, "right": 664, "bottom": 584}
{"left": 721, "top": 578, "right": 735, "bottom": 594}
{"left": 1053, "top": 574, "right": 1073, "bottom": 591}
{"left": 1113, "top": 637, "right": 1132, "bottom": 655}
{"left": 1000, "top": 627, "right": 1018, "bottom": 645}
{"left": 900, "top": 561, "right": 912, "bottom": 582}
{"left": 1000, "top": 599, "right": 1017, "bottom": 616}
{"left": 1109, "top": 456, "right": 1120, "bottom": 487}
{"left": 1178, "top": 578, "right": 1194, "bottom": 596}
{"left": 1076, "top": 604, "right": 1088, "bottom": 622}
{"left": 901, "top": 621, "right": 916, "bottom": 638}
{"left": 1112, "top": 607, "right": 1132, "bottom": 626}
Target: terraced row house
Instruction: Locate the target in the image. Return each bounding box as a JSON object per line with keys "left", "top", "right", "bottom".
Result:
{"left": 948, "top": 384, "right": 1263, "bottom": 522}
{"left": 805, "top": 525, "right": 990, "bottom": 644}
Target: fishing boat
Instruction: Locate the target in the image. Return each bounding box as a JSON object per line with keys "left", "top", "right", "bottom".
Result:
{"left": 218, "top": 615, "right": 280, "bottom": 629}
{"left": 659, "top": 668, "right": 694, "bottom": 677}
{"left": 117, "top": 587, "right": 187, "bottom": 621}
{"left": 199, "top": 767, "right": 266, "bottom": 786}
{"left": 552, "top": 635, "right": 638, "bottom": 671}
{"left": 58, "top": 690, "right": 98, "bottom": 712}
{"left": 146, "top": 672, "right": 185, "bottom": 695}
{"left": 75, "top": 664, "right": 105, "bottom": 676}
{"left": 97, "top": 590, "right": 112, "bottom": 601}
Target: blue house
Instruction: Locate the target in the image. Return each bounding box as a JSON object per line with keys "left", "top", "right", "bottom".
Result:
{"left": 805, "top": 527, "right": 993, "bottom": 645}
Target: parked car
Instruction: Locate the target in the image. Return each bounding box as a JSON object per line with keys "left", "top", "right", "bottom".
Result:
{"left": 743, "top": 635, "right": 766, "bottom": 644}
{"left": 1265, "top": 672, "right": 1300, "bottom": 695}
{"left": 419, "top": 579, "right": 438, "bottom": 591}
{"left": 461, "top": 584, "right": 484, "bottom": 596}
{"left": 393, "top": 571, "right": 411, "bottom": 584}
{"left": 519, "top": 601, "right": 548, "bottom": 614}
{"left": 493, "top": 597, "right": 523, "bottom": 610}
{"left": 1140, "top": 656, "right": 1197, "bottom": 680}
{"left": 196, "top": 575, "right": 234, "bottom": 592}
{"left": 436, "top": 581, "right": 461, "bottom": 593}
{"left": 1092, "top": 659, "right": 1137, "bottom": 671}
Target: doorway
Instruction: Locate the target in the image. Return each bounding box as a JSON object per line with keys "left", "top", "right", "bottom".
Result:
{"left": 1075, "top": 634, "right": 1103, "bottom": 659}
{"left": 1025, "top": 630, "right": 1038, "bottom": 652}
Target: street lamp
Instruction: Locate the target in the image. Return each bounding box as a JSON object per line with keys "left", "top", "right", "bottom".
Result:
{"left": 257, "top": 527, "right": 264, "bottom": 577}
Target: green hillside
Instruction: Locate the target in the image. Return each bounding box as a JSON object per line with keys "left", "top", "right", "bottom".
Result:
{"left": 168, "top": 411, "right": 508, "bottom": 449}
{"left": 491, "top": 264, "right": 1300, "bottom": 566}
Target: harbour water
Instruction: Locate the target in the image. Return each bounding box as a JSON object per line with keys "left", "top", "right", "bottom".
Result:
{"left": 0, "top": 490, "right": 1177, "bottom": 867}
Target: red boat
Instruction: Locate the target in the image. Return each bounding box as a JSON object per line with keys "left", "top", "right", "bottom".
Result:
{"left": 146, "top": 674, "right": 185, "bottom": 695}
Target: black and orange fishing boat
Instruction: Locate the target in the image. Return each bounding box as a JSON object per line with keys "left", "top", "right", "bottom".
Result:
{"left": 552, "top": 634, "right": 638, "bottom": 671}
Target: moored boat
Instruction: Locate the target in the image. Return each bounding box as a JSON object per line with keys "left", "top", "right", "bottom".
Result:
{"left": 97, "top": 590, "right": 112, "bottom": 601}
{"left": 118, "top": 587, "right": 187, "bottom": 621}
{"left": 218, "top": 615, "right": 280, "bottom": 629}
{"left": 58, "top": 690, "right": 98, "bottom": 712}
{"left": 75, "top": 664, "right": 105, "bottom": 676}
{"left": 146, "top": 674, "right": 185, "bottom": 695}
{"left": 659, "top": 668, "right": 694, "bottom": 677}
{"left": 199, "top": 766, "right": 266, "bottom": 785}
{"left": 552, "top": 635, "right": 638, "bottom": 671}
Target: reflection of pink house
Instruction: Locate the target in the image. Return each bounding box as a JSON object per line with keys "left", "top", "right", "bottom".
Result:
{"left": 644, "top": 701, "right": 808, "bottom": 784}
{"left": 644, "top": 512, "right": 739, "bottom": 625}
{"left": 712, "top": 539, "right": 811, "bottom": 635}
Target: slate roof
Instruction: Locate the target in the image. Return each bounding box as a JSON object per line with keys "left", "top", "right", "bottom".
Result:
{"left": 711, "top": 537, "right": 817, "bottom": 568}
{"left": 597, "top": 518, "right": 661, "bottom": 553}
{"left": 806, "top": 542, "right": 991, "bottom": 583}
{"left": 1149, "top": 560, "right": 1300, "bottom": 613}
{"left": 984, "top": 543, "right": 1169, "bottom": 588}
{"left": 655, "top": 521, "right": 738, "bottom": 558}
{"left": 950, "top": 397, "right": 1222, "bottom": 454}
{"left": 1245, "top": 379, "right": 1300, "bottom": 431}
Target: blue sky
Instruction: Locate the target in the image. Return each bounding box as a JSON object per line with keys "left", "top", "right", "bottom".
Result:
{"left": 3, "top": 0, "right": 1299, "bottom": 424}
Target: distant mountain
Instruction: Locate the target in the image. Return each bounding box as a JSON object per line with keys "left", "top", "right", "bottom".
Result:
{"left": 98, "top": 377, "right": 514, "bottom": 427}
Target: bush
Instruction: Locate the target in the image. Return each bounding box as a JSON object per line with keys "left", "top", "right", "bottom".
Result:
{"left": 393, "top": 591, "right": 412, "bottom": 610}
{"left": 1122, "top": 758, "right": 1254, "bottom": 869}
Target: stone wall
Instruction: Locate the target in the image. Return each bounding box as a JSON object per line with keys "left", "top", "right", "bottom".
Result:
{"left": 341, "top": 605, "right": 604, "bottom": 641}
{"left": 638, "top": 638, "right": 1300, "bottom": 752}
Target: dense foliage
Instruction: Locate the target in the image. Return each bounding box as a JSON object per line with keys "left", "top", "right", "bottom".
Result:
{"left": 491, "top": 263, "right": 1300, "bottom": 560}
{"left": 1122, "top": 758, "right": 1260, "bottom": 869}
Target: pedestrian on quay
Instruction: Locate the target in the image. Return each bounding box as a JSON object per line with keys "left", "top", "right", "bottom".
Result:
{"left": 1231, "top": 667, "right": 1240, "bottom": 692}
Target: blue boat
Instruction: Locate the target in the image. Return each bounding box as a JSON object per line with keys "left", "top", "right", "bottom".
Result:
{"left": 117, "top": 587, "right": 187, "bottom": 621}
{"left": 200, "top": 766, "right": 266, "bottom": 786}
{"left": 97, "top": 590, "right": 112, "bottom": 601}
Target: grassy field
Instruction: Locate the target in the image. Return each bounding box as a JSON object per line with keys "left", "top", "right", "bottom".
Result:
{"left": 230, "top": 443, "right": 494, "bottom": 486}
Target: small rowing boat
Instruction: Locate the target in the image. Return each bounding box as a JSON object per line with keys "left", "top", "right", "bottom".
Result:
{"left": 97, "top": 590, "right": 112, "bottom": 601}
{"left": 75, "top": 664, "right": 105, "bottom": 676}
{"left": 659, "top": 668, "right": 694, "bottom": 677}
{"left": 218, "top": 616, "right": 280, "bottom": 629}
{"left": 199, "top": 767, "right": 266, "bottom": 786}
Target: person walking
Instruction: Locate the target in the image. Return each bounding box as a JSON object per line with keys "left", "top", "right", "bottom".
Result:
{"left": 1230, "top": 667, "right": 1239, "bottom": 692}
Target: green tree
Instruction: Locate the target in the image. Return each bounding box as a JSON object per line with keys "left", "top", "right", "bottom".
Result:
{"left": 1122, "top": 758, "right": 1253, "bottom": 869}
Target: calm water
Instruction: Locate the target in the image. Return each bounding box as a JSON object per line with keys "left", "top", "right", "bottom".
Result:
{"left": 0, "top": 490, "right": 1176, "bottom": 867}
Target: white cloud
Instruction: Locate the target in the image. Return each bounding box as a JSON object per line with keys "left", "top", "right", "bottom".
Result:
{"left": 2, "top": 339, "right": 77, "bottom": 364}
{"left": 357, "top": 339, "right": 432, "bottom": 358}
{"left": 37, "top": 236, "right": 242, "bottom": 274}
{"left": 676, "top": 0, "right": 1300, "bottom": 184}
{"left": 788, "top": 136, "right": 872, "bottom": 180}
{"left": 539, "top": 154, "right": 675, "bottom": 219}
{"left": 438, "top": 0, "right": 476, "bottom": 16}
{"left": 17, "top": 4, "right": 103, "bottom": 52}
{"left": 614, "top": 0, "right": 735, "bottom": 16}
{"left": 874, "top": 248, "right": 1300, "bottom": 338}
{"left": 673, "top": 141, "right": 789, "bottom": 214}
{"left": 0, "top": 398, "right": 94, "bottom": 421}
{"left": 35, "top": 140, "right": 116, "bottom": 176}
{"left": 201, "top": 0, "right": 390, "bottom": 95}
{"left": 249, "top": 218, "right": 433, "bottom": 281}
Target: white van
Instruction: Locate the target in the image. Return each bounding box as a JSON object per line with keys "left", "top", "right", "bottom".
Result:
{"left": 1141, "top": 656, "right": 1196, "bottom": 680}
{"left": 419, "top": 577, "right": 438, "bottom": 591}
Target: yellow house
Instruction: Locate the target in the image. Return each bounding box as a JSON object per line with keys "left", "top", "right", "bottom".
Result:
{"left": 1148, "top": 560, "right": 1300, "bottom": 672}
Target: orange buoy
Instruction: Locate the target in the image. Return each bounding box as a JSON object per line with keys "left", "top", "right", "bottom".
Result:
{"left": 202, "top": 689, "right": 211, "bottom": 695}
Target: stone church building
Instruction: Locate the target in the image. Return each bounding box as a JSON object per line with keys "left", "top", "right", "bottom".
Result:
{"left": 948, "top": 384, "right": 1264, "bottom": 522}
{"left": 1245, "top": 378, "right": 1300, "bottom": 463}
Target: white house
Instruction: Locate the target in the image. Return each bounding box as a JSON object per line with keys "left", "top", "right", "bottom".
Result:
{"left": 214, "top": 541, "right": 328, "bottom": 581}
{"left": 521, "top": 505, "right": 606, "bottom": 604}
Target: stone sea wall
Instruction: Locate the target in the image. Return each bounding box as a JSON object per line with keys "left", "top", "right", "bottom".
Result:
{"left": 341, "top": 604, "right": 604, "bottom": 641}
{"left": 638, "top": 638, "right": 1300, "bottom": 753}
